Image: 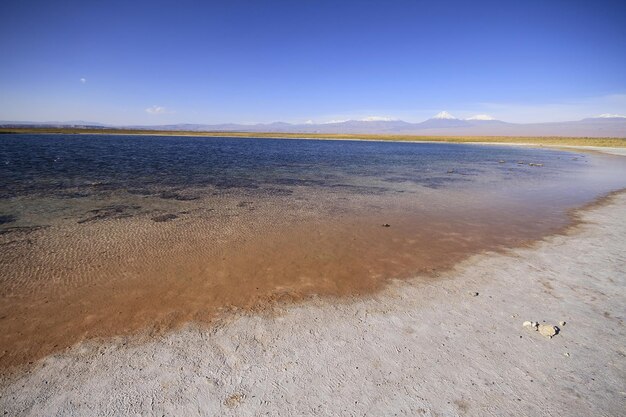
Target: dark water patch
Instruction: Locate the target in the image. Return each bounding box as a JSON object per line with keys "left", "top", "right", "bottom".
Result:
{"left": 159, "top": 191, "right": 199, "bottom": 201}
{"left": 449, "top": 167, "right": 483, "bottom": 176}
{"left": 0, "top": 214, "right": 16, "bottom": 225}
{"left": 127, "top": 188, "right": 156, "bottom": 196}
{"left": 56, "top": 191, "right": 93, "bottom": 199}
{"left": 0, "top": 225, "right": 49, "bottom": 235}
{"left": 272, "top": 178, "right": 327, "bottom": 187}
{"left": 152, "top": 214, "right": 178, "bottom": 223}
{"left": 329, "top": 184, "right": 389, "bottom": 194}
{"left": 78, "top": 205, "right": 142, "bottom": 224}
{"left": 382, "top": 175, "right": 471, "bottom": 188}
{"left": 213, "top": 179, "right": 260, "bottom": 190}
{"left": 382, "top": 176, "right": 412, "bottom": 184}
{"left": 422, "top": 177, "right": 466, "bottom": 189}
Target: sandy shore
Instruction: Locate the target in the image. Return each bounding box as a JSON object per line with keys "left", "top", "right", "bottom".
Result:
{"left": 1, "top": 191, "right": 625, "bottom": 416}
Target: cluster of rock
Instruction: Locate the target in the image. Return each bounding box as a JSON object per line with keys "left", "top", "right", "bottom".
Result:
{"left": 523, "top": 320, "right": 565, "bottom": 338}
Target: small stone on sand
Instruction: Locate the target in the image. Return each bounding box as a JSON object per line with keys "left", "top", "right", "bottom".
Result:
{"left": 523, "top": 321, "right": 538, "bottom": 330}
{"left": 559, "top": 321, "right": 566, "bottom": 326}
{"left": 538, "top": 324, "right": 559, "bottom": 338}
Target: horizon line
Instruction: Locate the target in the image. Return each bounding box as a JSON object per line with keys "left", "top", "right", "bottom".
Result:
{"left": 2, "top": 112, "right": 626, "bottom": 127}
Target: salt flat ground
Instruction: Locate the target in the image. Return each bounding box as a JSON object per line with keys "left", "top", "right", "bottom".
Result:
{"left": 1, "top": 194, "right": 624, "bottom": 416}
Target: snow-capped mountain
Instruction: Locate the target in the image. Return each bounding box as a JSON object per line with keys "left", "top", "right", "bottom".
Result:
{"left": 432, "top": 111, "right": 458, "bottom": 120}
{"left": 596, "top": 113, "right": 626, "bottom": 119}
{"left": 416, "top": 111, "right": 471, "bottom": 129}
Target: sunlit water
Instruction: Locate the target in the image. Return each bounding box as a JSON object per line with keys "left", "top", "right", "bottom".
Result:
{"left": 1, "top": 135, "right": 624, "bottom": 225}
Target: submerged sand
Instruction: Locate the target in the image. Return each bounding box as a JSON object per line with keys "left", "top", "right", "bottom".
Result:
{"left": 1, "top": 190, "right": 625, "bottom": 416}
{"left": 0, "top": 172, "right": 593, "bottom": 369}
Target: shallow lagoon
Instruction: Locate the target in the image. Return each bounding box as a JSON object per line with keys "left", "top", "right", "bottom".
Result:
{"left": 1, "top": 134, "right": 625, "bottom": 369}
{"left": 1, "top": 134, "right": 624, "bottom": 226}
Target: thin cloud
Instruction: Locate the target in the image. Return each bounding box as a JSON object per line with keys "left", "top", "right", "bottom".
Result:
{"left": 466, "top": 114, "right": 495, "bottom": 120}
{"left": 145, "top": 105, "right": 168, "bottom": 114}
{"left": 360, "top": 116, "right": 395, "bottom": 122}
{"left": 80, "top": 78, "right": 86, "bottom": 84}
{"left": 318, "top": 115, "right": 398, "bottom": 124}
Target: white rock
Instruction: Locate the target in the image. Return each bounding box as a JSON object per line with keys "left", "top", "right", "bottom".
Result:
{"left": 523, "top": 321, "right": 539, "bottom": 330}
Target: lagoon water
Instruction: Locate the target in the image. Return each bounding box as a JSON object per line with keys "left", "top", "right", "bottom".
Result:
{"left": 1, "top": 134, "right": 625, "bottom": 228}
{"left": 0, "top": 134, "right": 621, "bottom": 205}
{"left": 1, "top": 134, "right": 625, "bottom": 369}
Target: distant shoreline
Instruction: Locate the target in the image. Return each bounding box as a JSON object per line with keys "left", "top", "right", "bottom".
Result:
{"left": 1, "top": 127, "right": 625, "bottom": 148}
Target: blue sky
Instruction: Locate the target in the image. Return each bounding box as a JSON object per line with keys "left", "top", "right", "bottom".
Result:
{"left": 1, "top": 0, "right": 625, "bottom": 124}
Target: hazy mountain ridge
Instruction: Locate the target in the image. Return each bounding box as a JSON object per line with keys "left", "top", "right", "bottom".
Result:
{"left": 2, "top": 114, "right": 626, "bottom": 137}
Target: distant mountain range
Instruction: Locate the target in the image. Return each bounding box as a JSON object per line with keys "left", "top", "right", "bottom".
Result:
{"left": 2, "top": 112, "right": 626, "bottom": 137}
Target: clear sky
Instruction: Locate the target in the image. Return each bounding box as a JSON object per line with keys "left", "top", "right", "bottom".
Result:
{"left": 1, "top": 0, "right": 625, "bottom": 124}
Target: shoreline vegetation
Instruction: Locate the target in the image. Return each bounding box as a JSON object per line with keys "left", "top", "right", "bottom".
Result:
{"left": 1, "top": 127, "right": 625, "bottom": 147}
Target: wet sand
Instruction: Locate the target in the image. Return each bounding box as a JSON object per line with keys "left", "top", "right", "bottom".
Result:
{"left": 1, "top": 180, "right": 624, "bottom": 416}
